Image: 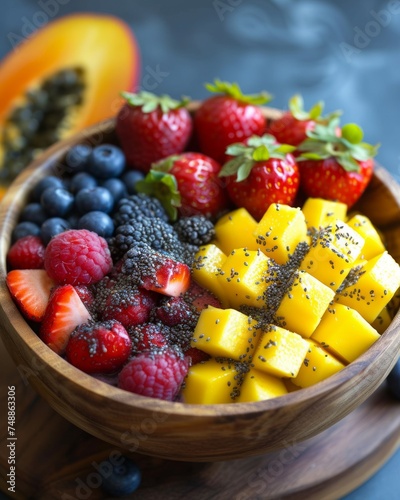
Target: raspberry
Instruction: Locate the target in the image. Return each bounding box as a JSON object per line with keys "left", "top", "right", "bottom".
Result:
{"left": 7, "top": 235, "right": 45, "bottom": 269}
{"left": 44, "top": 229, "right": 112, "bottom": 286}
{"left": 118, "top": 347, "right": 189, "bottom": 401}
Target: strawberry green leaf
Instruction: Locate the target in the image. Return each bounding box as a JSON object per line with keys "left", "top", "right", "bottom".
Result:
{"left": 289, "top": 94, "right": 342, "bottom": 123}
{"left": 135, "top": 169, "right": 181, "bottom": 221}
{"left": 336, "top": 153, "right": 360, "bottom": 172}
{"left": 121, "top": 91, "right": 190, "bottom": 114}
{"left": 252, "top": 145, "right": 270, "bottom": 162}
{"left": 341, "top": 123, "right": 363, "bottom": 144}
{"left": 225, "top": 144, "right": 252, "bottom": 157}
{"left": 220, "top": 156, "right": 248, "bottom": 177}
{"left": 204, "top": 79, "right": 272, "bottom": 105}
{"left": 237, "top": 160, "right": 255, "bottom": 182}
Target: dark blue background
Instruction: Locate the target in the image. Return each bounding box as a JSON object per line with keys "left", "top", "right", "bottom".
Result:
{"left": 0, "top": 1, "right": 399, "bottom": 498}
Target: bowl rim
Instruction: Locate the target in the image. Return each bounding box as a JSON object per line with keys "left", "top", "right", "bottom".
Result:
{"left": 0, "top": 116, "right": 399, "bottom": 418}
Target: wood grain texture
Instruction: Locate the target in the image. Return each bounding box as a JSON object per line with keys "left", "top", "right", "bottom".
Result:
{"left": 1, "top": 335, "right": 399, "bottom": 499}
{"left": 0, "top": 114, "right": 400, "bottom": 462}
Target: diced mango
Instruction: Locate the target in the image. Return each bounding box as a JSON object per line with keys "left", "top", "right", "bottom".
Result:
{"left": 284, "top": 378, "right": 302, "bottom": 392}
{"left": 218, "top": 248, "right": 272, "bottom": 308}
{"left": 181, "top": 359, "right": 240, "bottom": 404}
{"left": 192, "top": 244, "right": 227, "bottom": 305}
{"left": 214, "top": 208, "right": 259, "bottom": 254}
{"left": 371, "top": 307, "right": 392, "bottom": 334}
{"left": 253, "top": 203, "right": 310, "bottom": 264}
{"left": 311, "top": 303, "right": 380, "bottom": 363}
{"left": 191, "top": 306, "right": 261, "bottom": 362}
{"left": 334, "top": 251, "right": 400, "bottom": 323}
{"left": 302, "top": 198, "right": 347, "bottom": 230}
{"left": 292, "top": 339, "right": 345, "bottom": 388}
{"left": 299, "top": 219, "right": 364, "bottom": 291}
{"left": 236, "top": 368, "right": 288, "bottom": 403}
{"left": 275, "top": 270, "right": 335, "bottom": 338}
{"left": 347, "top": 214, "right": 385, "bottom": 260}
{"left": 252, "top": 325, "right": 309, "bottom": 378}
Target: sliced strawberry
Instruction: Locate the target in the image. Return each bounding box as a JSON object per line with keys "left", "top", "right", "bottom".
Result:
{"left": 6, "top": 269, "right": 55, "bottom": 322}
{"left": 123, "top": 247, "right": 191, "bottom": 297}
{"left": 40, "top": 284, "right": 92, "bottom": 354}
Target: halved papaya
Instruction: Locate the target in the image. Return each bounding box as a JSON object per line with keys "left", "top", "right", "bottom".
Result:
{"left": 0, "top": 13, "right": 140, "bottom": 185}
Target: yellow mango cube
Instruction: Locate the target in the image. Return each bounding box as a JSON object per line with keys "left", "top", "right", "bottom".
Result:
{"left": 311, "top": 303, "right": 380, "bottom": 363}
{"left": 334, "top": 251, "right": 400, "bottom": 323}
{"left": 275, "top": 270, "right": 335, "bottom": 338}
{"left": 236, "top": 369, "right": 287, "bottom": 403}
{"left": 191, "top": 306, "right": 261, "bottom": 362}
{"left": 252, "top": 325, "right": 309, "bottom": 378}
{"left": 371, "top": 307, "right": 392, "bottom": 334}
{"left": 254, "top": 203, "right": 309, "bottom": 264}
{"left": 292, "top": 339, "right": 345, "bottom": 388}
{"left": 302, "top": 198, "right": 347, "bottom": 230}
{"left": 299, "top": 219, "right": 364, "bottom": 291}
{"left": 214, "top": 208, "right": 259, "bottom": 254}
{"left": 218, "top": 248, "right": 272, "bottom": 308}
{"left": 192, "top": 244, "right": 227, "bottom": 305}
{"left": 181, "top": 359, "right": 240, "bottom": 404}
{"left": 346, "top": 214, "right": 385, "bottom": 260}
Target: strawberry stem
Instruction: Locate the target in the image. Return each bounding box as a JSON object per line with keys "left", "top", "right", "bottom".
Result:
{"left": 204, "top": 79, "right": 272, "bottom": 106}
{"left": 121, "top": 91, "right": 190, "bottom": 114}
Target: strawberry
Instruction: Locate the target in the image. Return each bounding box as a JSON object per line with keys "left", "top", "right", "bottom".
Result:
{"left": 219, "top": 134, "right": 300, "bottom": 220}
{"left": 266, "top": 94, "right": 341, "bottom": 147}
{"left": 66, "top": 320, "right": 132, "bottom": 374}
{"left": 297, "top": 120, "right": 379, "bottom": 207}
{"left": 7, "top": 235, "right": 45, "bottom": 270}
{"left": 116, "top": 91, "right": 192, "bottom": 172}
{"left": 6, "top": 269, "right": 55, "bottom": 322}
{"left": 40, "top": 284, "right": 92, "bottom": 354}
{"left": 183, "top": 281, "right": 222, "bottom": 312}
{"left": 136, "top": 152, "right": 229, "bottom": 220}
{"left": 122, "top": 246, "right": 191, "bottom": 297}
{"left": 194, "top": 79, "right": 272, "bottom": 164}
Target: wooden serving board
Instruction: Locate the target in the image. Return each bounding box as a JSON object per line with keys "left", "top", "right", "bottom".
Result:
{"left": 1, "top": 334, "right": 399, "bottom": 500}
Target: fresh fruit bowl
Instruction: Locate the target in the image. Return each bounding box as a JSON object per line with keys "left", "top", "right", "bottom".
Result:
{"left": 0, "top": 110, "right": 400, "bottom": 463}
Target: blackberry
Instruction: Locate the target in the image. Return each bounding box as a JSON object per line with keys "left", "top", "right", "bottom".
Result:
{"left": 113, "top": 194, "right": 169, "bottom": 226}
{"left": 108, "top": 219, "right": 180, "bottom": 261}
{"left": 174, "top": 215, "right": 215, "bottom": 246}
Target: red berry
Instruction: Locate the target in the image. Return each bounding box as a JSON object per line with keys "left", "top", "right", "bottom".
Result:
{"left": 267, "top": 112, "right": 314, "bottom": 147}
{"left": 220, "top": 135, "right": 300, "bottom": 220}
{"left": 116, "top": 91, "right": 192, "bottom": 172}
{"left": 74, "top": 285, "right": 95, "bottom": 311}
{"left": 7, "top": 235, "right": 45, "bottom": 270}
{"left": 129, "top": 322, "right": 168, "bottom": 353}
{"left": 66, "top": 320, "right": 132, "bottom": 374}
{"left": 40, "top": 284, "right": 92, "bottom": 354}
{"left": 44, "top": 229, "right": 113, "bottom": 286}
{"left": 194, "top": 80, "right": 271, "bottom": 164}
{"left": 184, "top": 281, "right": 222, "bottom": 312}
{"left": 154, "top": 296, "right": 194, "bottom": 326}
{"left": 6, "top": 269, "right": 55, "bottom": 322}
{"left": 118, "top": 348, "right": 189, "bottom": 401}
{"left": 184, "top": 347, "right": 211, "bottom": 365}
{"left": 99, "top": 280, "right": 157, "bottom": 328}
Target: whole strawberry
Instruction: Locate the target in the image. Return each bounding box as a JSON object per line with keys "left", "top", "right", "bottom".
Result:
{"left": 297, "top": 120, "right": 379, "bottom": 207}
{"left": 219, "top": 135, "right": 299, "bottom": 220}
{"left": 194, "top": 79, "right": 272, "bottom": 164}
{"left": 266, "top": 94, "right": 341, "bottom": 147}
{"left": 116, "top": 91, "right": 193, "bottom": 172}
{"left": 136, "top": 152, "right": 229, "bottom": 220}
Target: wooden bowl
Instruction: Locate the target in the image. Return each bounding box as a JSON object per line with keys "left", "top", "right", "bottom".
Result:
{"left": 0, "top": 110, "right": 400, "bottom": 463}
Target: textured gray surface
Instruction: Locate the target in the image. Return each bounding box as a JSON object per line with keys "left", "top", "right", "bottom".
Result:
{"left": 0, "top": 1, "right": 399, "bottom": 498}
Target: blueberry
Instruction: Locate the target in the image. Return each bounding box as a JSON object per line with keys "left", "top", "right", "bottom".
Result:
{"left": 88, "top": 144, "right": 126, "bottom": 179}
{"left": 75, "top": 187, "right": 114, "bottom": 214}
{"left": 387, "top": 359, "right": 400, "bottom": 400}
{"left": 102, "top": 457, "right": 141, "bottom": 497}
{"left": 69, "top": 172, "right": 98, "bottom": 194}
{"left": 100, "top": 178, "right": 128, "bottom": 204}
{"left": 67, "top": 212, "right": 80, "bottom": 229}
{"left": 64, "top": 144, "right": 92, "bottom": 173}
{"left": 12, "top": 221, "right": 41, "bottom": 242}
{"left": 32, "top": 176, "right": 65, "bottom": 202}
{"left": 78, "top": 211, "right": 114, "bottom": 238}
{"left": 121, "top": 170, "right": 145, "bottom": 195}
{"left": 41, "top": 218, "right": 71, "bottom": 245}
{"left": 20, "top": 203, "right": 48, "bottom": 226}
{"left": 41, "top": 187, "right": 74, "bottom": 217}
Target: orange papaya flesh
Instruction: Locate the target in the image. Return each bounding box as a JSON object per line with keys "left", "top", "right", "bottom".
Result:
{"left": 0, "top": 14, "right": 140, "bottom": 184}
